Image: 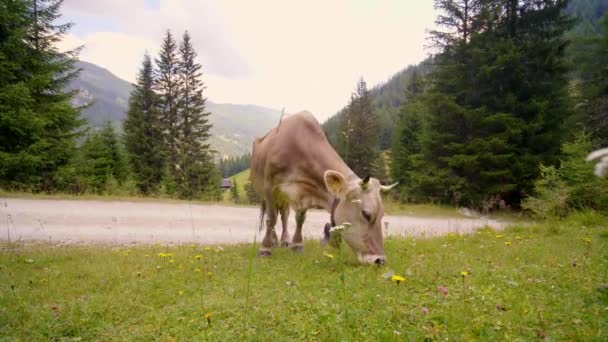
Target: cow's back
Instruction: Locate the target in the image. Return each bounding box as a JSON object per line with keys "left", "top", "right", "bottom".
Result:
{"left": 251, "top": 111, "right": 330, "bottom": 195}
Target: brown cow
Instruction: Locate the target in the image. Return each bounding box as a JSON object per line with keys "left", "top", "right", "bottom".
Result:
{"left": 251, "top": 111, "right": 397, "bottom": 264}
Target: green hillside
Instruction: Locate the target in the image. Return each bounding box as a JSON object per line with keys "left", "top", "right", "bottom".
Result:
{"left": 222, "top": 168, "right": 251, "bottom": 203}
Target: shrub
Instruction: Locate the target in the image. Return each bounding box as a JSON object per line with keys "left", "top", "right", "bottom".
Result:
{"left": 523, "top": 132, "right": 608, "bottom": 218}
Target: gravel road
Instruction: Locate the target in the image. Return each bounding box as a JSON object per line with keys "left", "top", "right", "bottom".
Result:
{"left": 0, "top": 198, "right": 506, "bottom": 245}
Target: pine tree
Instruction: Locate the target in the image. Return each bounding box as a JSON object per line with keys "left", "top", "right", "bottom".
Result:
{"left": 338, "top": 78, "right": 379, "bottom": 177}
{"left": 155, "top": 30, "right": 181, "bottom": 184}
{"left": 230, "top": 177, "right": 239, "bottom": 203}
{"left": 0, "top": 0, "right": 83, "bottom": 190}
{"left": 572, "top": 13, "right": 608, "bottom": 145}
{"left": 410, "top": 0, "right": 575, "bottom": 207}
{"left": 174, "top": 31, "right": 214, "bottom": 199}
{"left": 391, "top": 69, "right": 439, "bottom": 202}
{"left": 98, "top": 122, "right": 128, "bottom": 183}
{"left": 244, "top": 180, "right": 261, "bottom": 204}
{"left": 79, "top": 123, "right": 127, "bottom": 193}
{"left": 124, "top": 53, "right": 165, "bottom": 195}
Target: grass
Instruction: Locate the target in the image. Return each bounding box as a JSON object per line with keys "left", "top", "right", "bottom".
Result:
{"left": 1, "top": 213, "right": 606, "bottom": 340}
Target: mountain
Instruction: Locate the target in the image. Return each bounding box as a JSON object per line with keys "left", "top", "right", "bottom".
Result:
{"left": 70, "top": 61, "right": 133, "bottom": 128}
{"left": 69, "top": 61, "right": 282, "bottom": 158}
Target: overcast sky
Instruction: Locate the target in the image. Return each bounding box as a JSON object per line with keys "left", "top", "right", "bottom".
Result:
{"left": 59, "top": 0, "right": 437, "bottom": 121}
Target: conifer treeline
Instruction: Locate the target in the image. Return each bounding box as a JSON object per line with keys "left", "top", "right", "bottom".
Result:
{"left": 219, "top": 153, "right": 251, "bottom": 178}
{"left": 390, "top": 0, "right": 607, "bottom": 209}
{"left": 124, "top": 30, "right": 219, "bottom": 200}
{"left": 330, "top": 0, "right": 606, "bottom": 210}
{"left": 0, "top": 0, "right": 84, "bottom": 191}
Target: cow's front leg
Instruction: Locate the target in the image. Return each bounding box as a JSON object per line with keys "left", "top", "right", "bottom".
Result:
{"left": 279, "top": 204, "right": 290, "bottom": 247}
{"left": 259, "top": 204, "right": 278, "bottom": 256}
{"left": 291, "top": 209, "right": 307, "bottom": 252}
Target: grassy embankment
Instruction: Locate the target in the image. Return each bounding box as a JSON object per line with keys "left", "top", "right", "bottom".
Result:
{"left": 1, "top": 212, "right": 606, "bottom": 340}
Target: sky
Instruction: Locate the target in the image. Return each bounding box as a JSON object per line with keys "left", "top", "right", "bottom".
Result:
{"left": 58, "top": 0, "right": 437, "bottom": 121}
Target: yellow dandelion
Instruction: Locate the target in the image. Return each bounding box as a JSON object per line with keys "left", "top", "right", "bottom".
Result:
{"left": 194, "top": 255, "right": 203, "bottom": 260}
{"left": 207, "top": 272, "right": 213, "bottom": 277}
{"left": 157, "top": 253, "right": 166, "bottom": 258}
{"left": 204, "top": 312, "right": 213, "bottom": 325}
{"left": 515, "top": 257, "right": 520, "bottom": 261}
{"left": 169, "top": 259, "right": 175, "bottom": 263}
{"left": 460, "top": 271, "right": 469, "bottom": 277}
{"left": 505, "top": 241, "right": 512, "bottom": 246}
{"left": 495, "top": 234, "right": 504, "bottom": 238}
{"left": 195, "top": 268, "right": 201, "bottom": 273}
{"left": 324, "top": 253, "right": 334, "bottom": 260}
{"left": 204, "top": 247, "right": 211, "bottom": 251}
{"left": 515, "top": 236, "right": 522, "bottom": 240}
{"left": 582, "top": 237, "right": 591, "bottom": 244}
{"left": 391, "top": 275, "right": 405, "bottom": 284}
{"left": 179, "top": 290, "right": 184, "bottom": 295}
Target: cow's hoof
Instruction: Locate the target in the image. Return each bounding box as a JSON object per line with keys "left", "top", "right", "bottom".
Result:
{"left": 291, "top": 245, "right": 304, "bottom": 253}
{"left": 258, "top": 249, "right": 272, "bottom": 257}
{"left": 280, "top": 241, "right": 290, "bottom": 248}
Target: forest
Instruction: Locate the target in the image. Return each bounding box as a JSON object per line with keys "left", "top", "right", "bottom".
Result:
{"left": 1, "top": 0, "right": 607, "bottom": 214}
{"left": 323, "top": 0, "right": 608, "bottom": 214}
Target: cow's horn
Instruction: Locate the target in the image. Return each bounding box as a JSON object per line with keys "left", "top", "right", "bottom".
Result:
{"left": 362, "top": 175, "right": 371, "bottom": 184}
{"left": 380, "top": 182, "right": 399, "bottom": 192}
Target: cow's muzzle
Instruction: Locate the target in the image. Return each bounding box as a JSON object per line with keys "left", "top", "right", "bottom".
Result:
{"left": 358, "top": 254, "right": 386, "bottom": 265}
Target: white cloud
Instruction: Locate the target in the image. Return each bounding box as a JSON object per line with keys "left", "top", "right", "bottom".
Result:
{"left": 60, "top": 0, "right": 436, "bottom": 120}
{"left": 59, "top": 32, "right": 157, "bottom": 83}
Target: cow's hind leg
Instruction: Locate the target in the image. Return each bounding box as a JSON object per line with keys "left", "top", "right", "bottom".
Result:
{"left": 259, "top": 201, "right": 278, "bottom": 256}
{"left": 291, "top": 209, "right": 307, "bottom": 253}
{"left": 279, "top": 204, "right": 290, "bottom": 247}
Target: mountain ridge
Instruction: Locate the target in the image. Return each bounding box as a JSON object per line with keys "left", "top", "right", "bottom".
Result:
{"left": 69, "top": 60, "right": 283, "bottom": 158}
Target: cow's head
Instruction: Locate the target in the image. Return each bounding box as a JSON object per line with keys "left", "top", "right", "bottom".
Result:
{"left": 323, "top": 170, "right": 397, "bottom": 265}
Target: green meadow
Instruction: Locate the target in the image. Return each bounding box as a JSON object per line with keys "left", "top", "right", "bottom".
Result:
{"left": 1, "top": 213, "right": 607, "bottom": 341}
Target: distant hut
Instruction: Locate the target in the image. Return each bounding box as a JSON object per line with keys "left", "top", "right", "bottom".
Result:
{"left": 220, "top": 178, "right": 233, "bottom": 190}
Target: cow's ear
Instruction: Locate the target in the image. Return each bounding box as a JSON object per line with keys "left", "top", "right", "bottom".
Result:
{"left": 324, "top": 170, "right": 346, "bottom": 196}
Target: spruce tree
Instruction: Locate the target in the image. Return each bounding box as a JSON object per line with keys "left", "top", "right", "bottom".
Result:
{"left": 155, "top": 30, "right": 181, "bottom": 184}
{"left": 80, "top": 123, "right": 127, "bottom": 193}
{"left": 411, "top": 0, "right": 574, "bottom": 207}
{"left": 98, "top": 122, "right": 128, "bottom": 184}
{"left": 175, "top": 31, "right": 214, "bottom": 199}
{"left": 572, "top": 13, "right": 608, "bottom": 145}
{"left": 0, "top": 0, "right": 83, "bottom": 190}
{"left": 230, "top": 177, "right": 239, "bottom": 203}
{"left": 338, "top": 78, "right": 379, "bottom": 177}
{"left": 124, "top": 53, "right": 165, "bottom": 195}
{"left": 391, "top": 69, "right": 440, "bottom": 202}
{"left": 244, "top": 180, "right": 260, "bottom": 204}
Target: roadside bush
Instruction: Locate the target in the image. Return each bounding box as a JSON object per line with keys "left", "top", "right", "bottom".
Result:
{"left": 523, "top": 132, "right": 608, "bottom": 218}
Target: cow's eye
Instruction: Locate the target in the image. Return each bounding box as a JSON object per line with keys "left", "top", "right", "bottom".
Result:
{"left": 361, "top": 209, "right": 372, "bottom": 222}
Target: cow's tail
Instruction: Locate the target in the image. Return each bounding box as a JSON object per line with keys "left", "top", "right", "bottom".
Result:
{"left": 258, "top": 200, "right": 266, "bottom": 232}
